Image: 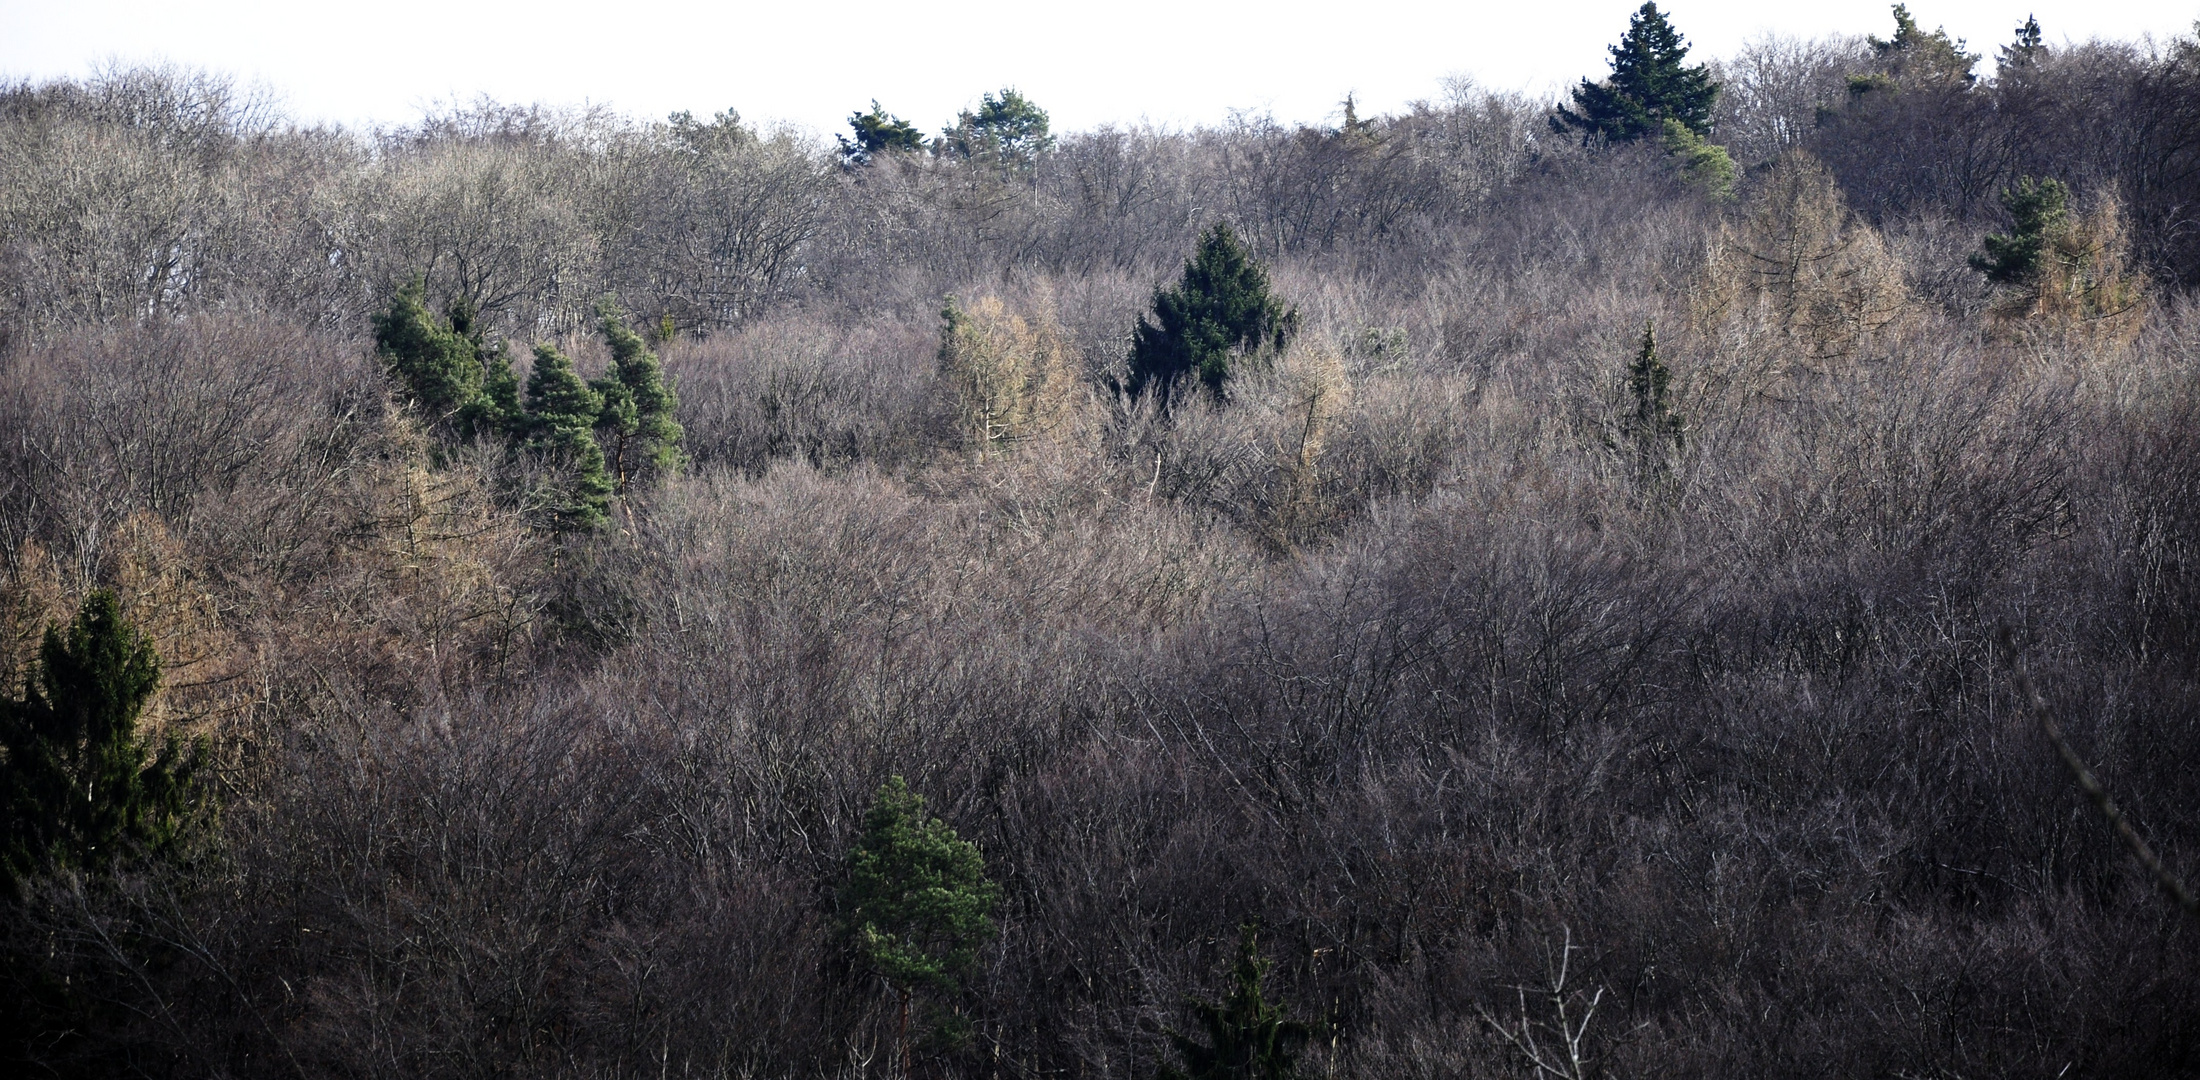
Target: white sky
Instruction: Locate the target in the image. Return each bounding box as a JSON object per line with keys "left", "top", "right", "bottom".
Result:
{"left": 1, "top": 1, "right": 2192, "bottom": 138}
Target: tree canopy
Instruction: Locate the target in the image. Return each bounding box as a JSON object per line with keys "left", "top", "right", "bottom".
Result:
{"left": 1126, "top": 223, "right": 1298, "bottom": 408}
{"left": 1160, "top": 923, "right": 1315, "bottom": 1080}
{"left": 840, "top": 100, "right": 924, "bottom": 165}
{"left": 0, "top": 591, "right": 197, "bottom": 895}
{"left": 938, "top": 88, "right": 1054, "bottom": 171}
{"left": 1556, "top": 2, "right": 1719, "bottom": 141}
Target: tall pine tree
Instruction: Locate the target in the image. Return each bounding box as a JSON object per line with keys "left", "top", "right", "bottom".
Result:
{"left": 1126, "top": 223, "right": 1298, "bottom": 409}
{"left": 1556, "top": 2, "right": 1719, "bottom": 142}
{"left": 0, "top": 591, "right": 197, "bottom": 895}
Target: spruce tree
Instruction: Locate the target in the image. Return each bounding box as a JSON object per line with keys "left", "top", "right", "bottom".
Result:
{"left": 0, "top": 591, "right": 197, "bottom": 895}
{"left": 843, "top": 775, "right": 999, "bottom": 1075}
{"left": 1159, "top": 922, "right": 1314, "bottom": 1080}
{"left": 1556, "top": 2, "right": 1719, "bottom": 142}
{"left": 1971, "top": 177, "right": 2072, "bottom": 286}
{"left": 1127, "top": 223, "right": 1298, "bottom": 408}
{"left": 589, "top": 300, "right": 684, "bottom": 492}
{"left": 523, "top": 344, "right": 613, "bottom": 530}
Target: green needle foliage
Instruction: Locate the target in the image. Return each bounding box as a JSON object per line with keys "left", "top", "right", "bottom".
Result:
{"left": 0, "top": 591, "right": 198, "bottom": 896}
{"left": 373, "top": 277, "right": 521, "bottom": 442}
{"left": 1159, "top": 922, "right": 1315, "bottom": 1080}
{"left": 589, "top": 299, "right": 683, "bottom": 493}
{"left": 843, "top": 775, "right": 999, "bottom": 996}
{"left": 524, "top": 344, "right": 613, "bottom": 530}
{"left": 1126, "top": 223, "right": 1299, "bottom": 409}
{"left": 1557, "top": 2, "right": 1719, "bottom": 142}
{"left": 938, "top": 88, "right": 1054, "bottom": 173}
{"left": 840, "top": 100, "right": 925, "bottom": 165}
{"left": 1971, "top": 177, "right": 2073, "bottom": 286}
{"left": 1617, "top": 321, "right": 1686, "bottom": 489}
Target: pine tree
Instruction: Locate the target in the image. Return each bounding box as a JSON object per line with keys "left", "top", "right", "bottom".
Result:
{"left": 1159, "top": 922, "right": 1315, "bottom": 1080}
{"left": 843, "top": 775, "right": 999, "bottom": 1075}
{"left": 373, "top": 279, "right": 521, "bottom": 443}
{"left": 1556, "top": 3, "right": 1719, "bottom": 142}
{"left": 937, "top": 88, "right": 1054, "bottom": 172}
{"left": 1865, "top": 4, "right": 1979, "bottom": 88}
{"left": 1971, "top": 177, "right": 2071, "bottom": 286}
{"left": 0, "top": 591, "right": 197, "bottom": 895}
{"left": 523, "top": 344, "right": 613, "bottom": 530}
{"left": 1127, "top": 223, "right": 1298, "bottom": 408}
{"left": 840, "top": 100, "right": 925, "bottom": 165}
{"left": 589, "top": 299, "right": 684, "bottom": 492}
{"left": 1999, "top": 15, "right": 2046, "bottom": 72}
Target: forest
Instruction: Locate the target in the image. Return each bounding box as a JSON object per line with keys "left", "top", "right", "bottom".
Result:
{"left": 2, "top": 2, "right": 2199, "bottom": 1076}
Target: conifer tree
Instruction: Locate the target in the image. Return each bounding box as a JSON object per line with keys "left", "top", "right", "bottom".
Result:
{"left": 1127, "top": 223, "right": 1298, "bottom": 408}
{"left": 1864, "top": 4, "right": 1979, "bottom": 88}
{"left": 1159, "top": 922, "right": 1314, "bottom": 1080}
{"left": 373, "top": 278, "right": 521, "bottom": 442}
{"left": 1622, "top": 321, "right": 1685, "bottom": 462}
{"left": 523, "top": 344, "right": 613, "bottom": 530}
{"left": 0, "top": 591, "right": 197, "bottom": 895}
{"left": 1971, "top": 177, "right": 2071, "bottom": 286}
{"left": 840, "top": 100, "right": 925, "bottom": 165}
{"left": 843, "top": 775, "right": 999, "bottom": 1076}
{"left": 589, "top": 300, "right": 684, "bottom": 492}
{"left": 938, "top": 88, "right": 1055, "bottom": 172}
{"left": 1556, "top": 3, "right": 1719, "bottom": 142}
{"left": 1999, "top": 15, "right": 2046, "bottom": 72}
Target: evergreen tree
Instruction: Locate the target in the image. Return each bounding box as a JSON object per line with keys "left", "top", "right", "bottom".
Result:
{"left": 1971, "top": 176, "right": 2071, "bottom": 286}
{"left": 373, "top": 279, "right": 522, "bottom": 442}
{"left": 840, "top": 100, "right": 925, "bottom": 165}
{"left": 523, "top": 344, "right": 613, "bottom": 530}
{"left": 938, "top": 88, "right": 1054, "bottom": 172}
{"left": 1556, "top": 3, "right": 1719, "bottom": 142}
{"left": 843, "top": 775, "right": 999, "bottom": 1075}
{"left": 1126, "top": 223, "right": 1298, "bottom": 408}
{"left": 0, "top": 591, "right": 197, "bottom": 895}
{"left": 1862, "top": 4, "right": 1979, "bottom": 88}
{"left": 1620, "top": 321, "right": 1685, "bottom": 474}
{"left": 1999, "top": 15, "right": 2046, "bottom": 72}
{"left": 1159, "top": 922, "right": 1314, "bottom": 1080}
{"left": 589, "top": 299, "right": 684, "bottom": 492}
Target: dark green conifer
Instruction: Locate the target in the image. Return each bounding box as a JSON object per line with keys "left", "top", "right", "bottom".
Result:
{"left": 938, "top": 88, "right": 1054, "bottom": 172}
{"left": 1127, "top": 223, "right": 1298, "bottom": 408}
{"left": 1556, "top": 3, "right": 1719, "bottom": 142}
{"left": 840, "top": 101, "right": 925, "bottom": 165}
{"left": 524, "top": 344, "right": 613, "bottom": 529}
{"left": 374, "top": 280, "right": 521, "bottom": 442}
{"left": 1971, "top": 177, "right": 2071, "bottom": 286}
{"left": 1999, "top": 15, "right": 2046, "bottom": 72}
{"left": 589, "top": 300, "right": 684, "bottom": 492}
{"left": 843, "top": 775, "right": 999, "bottom": 1075}
{"left": 1858, "top": 4, "right": 1979, "bottom": 89}
{"left": 0, "top": 591, "right": 197, "bottom": 895}
{"left": 1159, "top": 922, "right": 1314, "bottom": 1080}
{"left": 1623, "top": 321, "right": 1685, "bottom": 463}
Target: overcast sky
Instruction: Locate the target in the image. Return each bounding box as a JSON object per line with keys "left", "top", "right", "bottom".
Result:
{"left": 1, "top": 1, "right": 2192, "bottom": 138}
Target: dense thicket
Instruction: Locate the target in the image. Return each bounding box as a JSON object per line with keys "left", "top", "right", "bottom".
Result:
{"left": 2, "top": 11, "right": 2200, "bottom": 1078}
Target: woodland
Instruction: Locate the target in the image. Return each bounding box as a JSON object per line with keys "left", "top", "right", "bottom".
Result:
{"left": 2, "top": 3, "right": 2200, "bottom": 1077}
